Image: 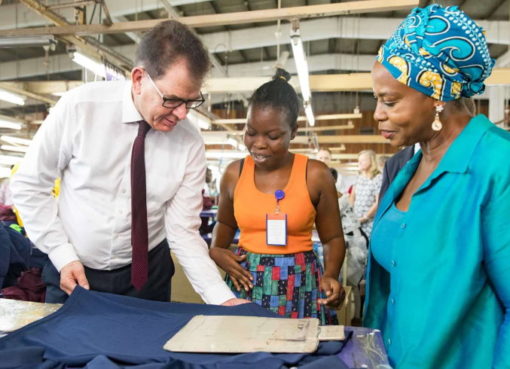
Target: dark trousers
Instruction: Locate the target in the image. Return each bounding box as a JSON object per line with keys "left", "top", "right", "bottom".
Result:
{"left": 42, "top": 239, "right": 174, "bottom": 303}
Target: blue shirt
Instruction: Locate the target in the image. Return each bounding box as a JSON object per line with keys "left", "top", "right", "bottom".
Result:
{"left": 371, "top": 203, "right": 407, "bottom": 272}
{"left": 364, "top": 115, "right": 510, "bottom": 369}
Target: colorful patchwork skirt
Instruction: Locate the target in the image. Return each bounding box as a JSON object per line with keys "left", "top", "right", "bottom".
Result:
{"left": 225, "top": 247, "right": 338, "bottom": 325}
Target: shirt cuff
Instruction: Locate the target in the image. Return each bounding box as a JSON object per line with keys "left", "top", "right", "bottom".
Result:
{"left": 48, "top": 243, "right": 80, "bottom": 271}
{"left": 200, "top": 281, "right": 236, "bottom": 305}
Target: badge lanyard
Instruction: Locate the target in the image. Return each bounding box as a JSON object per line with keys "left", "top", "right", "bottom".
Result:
{"left": 266, "top": 189, "right": 287, "bottom": 246}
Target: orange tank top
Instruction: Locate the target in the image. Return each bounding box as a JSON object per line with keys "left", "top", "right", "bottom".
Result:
{"left": 233, "top": 154, "right": 316, "bottom": 254}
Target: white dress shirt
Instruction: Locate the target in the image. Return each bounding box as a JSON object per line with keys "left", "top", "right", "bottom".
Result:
{"left": 11, "top": 80, "right": 234, "bottom": 305}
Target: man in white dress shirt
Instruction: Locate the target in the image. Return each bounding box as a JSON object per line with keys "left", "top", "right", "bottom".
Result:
{"left": 11, "top": 20, "right": 243, "bottom": 306}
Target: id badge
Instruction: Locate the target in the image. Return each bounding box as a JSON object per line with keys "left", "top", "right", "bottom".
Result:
{"left": 266, "top": 213, "right": 287, "bottom": 246}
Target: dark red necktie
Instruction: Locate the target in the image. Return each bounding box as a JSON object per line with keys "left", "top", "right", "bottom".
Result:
{"left": 131, "top": 120, "right": 151, "bottom": 290}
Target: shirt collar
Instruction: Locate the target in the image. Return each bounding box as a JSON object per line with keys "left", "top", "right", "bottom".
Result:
{"left": 431, "top": 114, "right": 492, "bottom": 175}
{"left": 376, "top": 114, "right": 492, "bottom": 222}
{"left": 122, "top": 80, "right": 144, "bottom": 124}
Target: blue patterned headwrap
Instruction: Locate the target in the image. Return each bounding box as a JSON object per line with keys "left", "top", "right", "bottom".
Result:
{"left": 377, "top": 4, "right": 495, "bottom": 101}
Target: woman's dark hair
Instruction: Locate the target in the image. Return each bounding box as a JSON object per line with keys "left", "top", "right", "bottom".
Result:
{"left": 135, "top": 20, "right": 210, "bottom": 81}
{"left": 249, "top": 68, "right": 300, "bottom": 130}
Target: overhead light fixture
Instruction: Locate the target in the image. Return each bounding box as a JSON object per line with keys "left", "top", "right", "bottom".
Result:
{"left": 297, "top": 113, "right": 362, "bottom": 121}
{"left": 187, "top": 110, "right": 211, "bottom": 130}
{"left": 1, "top": 144, "right": 28, "bottom": 153}
{"left": 213, "top": 114, "right": 362, "bottom": 126}
{"left": 304, "top": 104, "right": 315, "bottom": 127}
{"left": 72, "top": 52, "right": 125, "bottom": 80}
{"left": 299, "top": 124, "right": 355, "bottom": 132}
{"left": 0, "top": 117, "right": 23, "bottom": 130}
{"left": 0, "top": 35, "right": 55, "bottom": 48}
{"left": 290, "top": 20, "right": 314, "bottom": 126}
{"left": 0, "top": 135, "right": 32, "bottom": 146}
{"left": 0, "top": 89, "right": 26, "bottom": 106}
{"left": 211, "top": 118, "right": 246, "bottom": 125}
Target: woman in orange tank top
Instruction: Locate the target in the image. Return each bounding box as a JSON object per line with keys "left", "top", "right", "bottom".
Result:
{"left": 209, "top": 69, "right": 346, "bottom": 325}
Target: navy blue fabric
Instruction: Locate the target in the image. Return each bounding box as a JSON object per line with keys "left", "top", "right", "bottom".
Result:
{"left": 0, "top": 287, "right": 348, "bottom": 369}
{"left": 0, "top": 222, "right": 32, "bottom": 288}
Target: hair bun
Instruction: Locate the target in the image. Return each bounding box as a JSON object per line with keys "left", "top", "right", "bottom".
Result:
{"left": 272, "top": 68, "right": 291, "bottom": 83}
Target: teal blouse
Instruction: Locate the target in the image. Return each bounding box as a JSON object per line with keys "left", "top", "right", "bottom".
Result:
{"left": 364, "top": 115, "right": 510, "bottom": 369}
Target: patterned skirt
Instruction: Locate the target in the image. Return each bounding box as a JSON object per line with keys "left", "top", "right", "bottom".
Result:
{"left": 225, "top": 247, "right": 338, "bottom": 325}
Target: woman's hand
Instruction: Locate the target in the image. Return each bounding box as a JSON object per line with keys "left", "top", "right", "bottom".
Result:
{"left": 318, "top": 276, "right": 344, "bottom": 308}
{"left": 209, "top": 247, "right": 253, "bottom": 292}
{"left": 359, "top": 216, "right": 369, "bottom": 224}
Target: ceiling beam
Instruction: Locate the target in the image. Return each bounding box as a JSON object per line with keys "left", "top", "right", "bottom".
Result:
{"left": 17, "top": 0, "right": 133, "bottom": 73}
{"left": 201, "top": 17, "right": 399, "bottom": 53}
{"left": 0, "top": 82, "right": 57, "bottom": 104}
{"left": 200, "top": 17, "right": 510, "bottom": 52}
{"left": 299, "top": 124, "right": 355, "bottom": 132}
{"left": 290, "top": 135, "right": 388, "bottom": 144}
{"left": 0, "top": 0, "right": 419, "bottom": 37}
{"left": 0, "top": 50, "right": 375, "bottom": 80}
{"left": 17, "top": 81, "right": 83, "bottom": 95}
{"left": 205, "top": 73, "right": 373, "bottom": 93}
{"left": 0, "top": 0, "right": 209, "bottom": 31}
{"left": 4, "top": 68, "right": 510, "bottom": 99}
{"left": 2, "top": 14, "right": 509, "bottom": 47}
{"left": 496, "top": 50, "right": 510, "bottom": 68}
{"left": 202, "top": 131, "right": 388, "bottom": 144}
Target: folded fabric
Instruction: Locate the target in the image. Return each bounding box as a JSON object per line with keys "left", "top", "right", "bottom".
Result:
{"left": 0, "top": 287, "right": 348, "bottom": 369}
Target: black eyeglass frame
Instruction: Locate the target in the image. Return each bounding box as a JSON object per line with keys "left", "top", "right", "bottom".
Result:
{"left": 145, "top": 71, "right": 205, "bottom": 110}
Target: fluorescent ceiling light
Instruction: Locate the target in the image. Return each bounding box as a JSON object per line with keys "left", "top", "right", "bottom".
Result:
{"left": 212, "top": 118, "right": 246, "bottom": 125}
{"left": 0, "top": 35, "right": 55, "bottom": 48}
{"left": 290, "top": 33, "right": 311, "bottom": 102}
{"left": 304, "top": 104, "right": 315, "bottom": 127}
{"left": 1, "top": 144, "right": 28, "bottom": 153}
{"left": 299, "top": 124, "right": 355, "bottom": 132}
{"left": 297, "top": 113, "right": 362, "bottom": 121}
{"left": 0, "top": 135, "right": 32, "bottom": 146}
{"left": 0, "top": 89, "right": 26, "bottom": 106}
{"left": 0, "top": 118, "right": 22, "bottom": 130}
{"left": 0, "top": 155, "right": 23, "bottom": 166}
{"left": 72, "top": 52, "right": 125, "bottom": 80}
{"left": 290, "top": 24, "right": 315, "bottom": 127}
{"left": 330, "top": 145, "right": 347, "bottom": 151}
{"left": 213, "top": 113, "right": 362, "bottom": 125}
{"left": 187, "top": 110, "right": 211, "bottom": 130}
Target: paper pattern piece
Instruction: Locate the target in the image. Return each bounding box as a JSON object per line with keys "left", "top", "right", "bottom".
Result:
{"left": 318, "top": 325, "right": 345, "bottom": 341}
{"left": 0, "top": 298, "right": 61, "bottom": 333}
{"left": 164, "top": 315, "right": 328, "bottom": 353}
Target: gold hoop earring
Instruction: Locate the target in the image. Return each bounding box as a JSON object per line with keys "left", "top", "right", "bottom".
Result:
{"left": 432, "top": 105, "right": 444, "bottom": 131}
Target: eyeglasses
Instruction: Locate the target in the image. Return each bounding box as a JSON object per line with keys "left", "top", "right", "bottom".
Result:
{"left": 145, "top": 72, "right": 205, "bottom": 110}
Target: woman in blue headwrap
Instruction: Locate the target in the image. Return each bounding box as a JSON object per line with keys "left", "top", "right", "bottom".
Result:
{"left": 364, "top": 5, "right": 510, "bottom": 369}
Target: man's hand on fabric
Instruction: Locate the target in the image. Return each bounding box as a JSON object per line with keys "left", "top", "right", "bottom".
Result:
{"left": 60, "top": 260, "right": 90, "bottom": 295}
